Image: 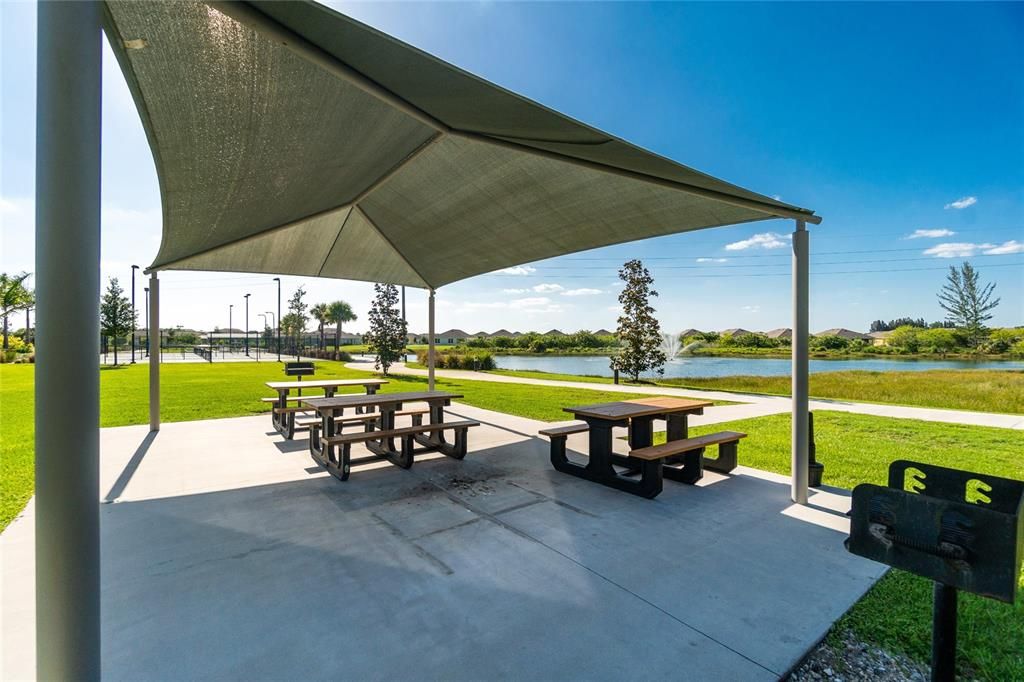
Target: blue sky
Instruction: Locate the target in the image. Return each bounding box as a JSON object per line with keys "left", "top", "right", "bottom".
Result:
{"left": 2, "top": 1, "right": 1021, "bottom": 334}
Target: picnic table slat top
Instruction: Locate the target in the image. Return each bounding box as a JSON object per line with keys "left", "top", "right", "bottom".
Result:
{"left": 265, "top": 379, "right": 389, "bottom": 390}
{"left": 302, "top": 390, "right": 461, "bottom": 409}
{"left": 564, "top": 396, "right": 712, "bottom": 420}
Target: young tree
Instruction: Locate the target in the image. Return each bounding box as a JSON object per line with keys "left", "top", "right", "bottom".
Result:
{"left": 286, "top": 286, "right": 308, "bottom": 358}
{"left": 364, "top": 284, "right": 406, "bottom": 375}
{"left": 310, "top": 302, "right": 329, "bottom": 350}
{"left": 1, "top": 272, "right": 34, "bottom": 350}
{"left": 918, "top": 327, "right": 957, "bottom": 356}
{"left": 327, "top": 300, "right": 357, "bottom": 352}
{"left": 99, "top": 277, "right": 136, "bottom": 366}
{"left": 938, "top": 262, "right": 1000, "bottom": 349}
{"left": 610, "top": 259, "right": 666, "bottom": 381}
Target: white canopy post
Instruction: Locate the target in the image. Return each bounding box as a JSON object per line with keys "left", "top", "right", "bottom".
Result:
{"left": 149, "top": 271, "right": 160, "bottom": 431}
{"left": 427, "top": 288, "right": 436, "bottom": 390}
{"left": 791, "top": 219, "right": 810, "bottom": 504}
{"left": 34, "top": 1, "right": 103, "bottom": 678}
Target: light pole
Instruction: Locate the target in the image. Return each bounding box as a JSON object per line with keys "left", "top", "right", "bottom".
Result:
{"left": 228, "top": 304, "right": 233, "bottom": 353}
{"left": 273, "top": 277, "right": 281, "bottom": 362}
{"left": 244, "top": 293, "right": 250, "bottom": 356}
{"left": 25, "top": 307, "right": 33, "bottom": 346}
{"left": 143, "top": 288, "right": 149, "bottom": 357}
{"left": 258, "top": 313, "right": 267, "bottom": 361}
{"left": 130, "top": 264, "right": 138, "bottom": 363}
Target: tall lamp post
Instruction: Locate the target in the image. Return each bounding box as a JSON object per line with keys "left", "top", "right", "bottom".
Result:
{"left": 143, "top": 287, "right": 149, "bottom": 357}
{"left": 130, "top": 264, "right": 138, "bottom": 363}
{"left": 244, "top": 293, "right": 250, "bottom": 356}
{"left": 265, "top": 311, "right": 276, "bottom": 360}
{"left": 273, "top": 277, "right": 281, "bottom": 362}
{"left": 25, "top": 307, "right": 33, "bottom": 346}
{"left": 228, "top": 304, "right": 233, "bottom": 354}
{"left": 258, "top": 313, "right": 267, "bottom": 361}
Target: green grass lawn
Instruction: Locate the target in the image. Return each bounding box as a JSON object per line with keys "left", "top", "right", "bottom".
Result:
{"left": 658, "top": 412, "right": 1023, "bottom": 680}
{"left": 0, "top": 360, "right": 675, "bottom": 528}
{"left": 657, "top": 369, "right": 1024, "bottom": 414}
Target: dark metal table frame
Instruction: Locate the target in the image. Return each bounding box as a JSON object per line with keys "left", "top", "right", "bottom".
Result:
{"left": 306, "top": 392, "right": 467, "bottom": 478}
{"left": 267, "top": 380, "right": 383, "bottom": 439}
{"left": 552, "top": 401, "right": 708, "bottom": 498}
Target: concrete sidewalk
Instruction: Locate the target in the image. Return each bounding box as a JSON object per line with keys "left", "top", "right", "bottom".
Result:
{"left": 2, "top": 405, "right": 885, "bottom": 681}
{"left": 360, "top": 360, "right": 1024, "bottom": 430}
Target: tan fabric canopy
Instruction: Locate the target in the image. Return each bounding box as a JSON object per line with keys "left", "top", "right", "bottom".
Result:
{"left": 102, "top": 0, "right": 819, "bottom": 288}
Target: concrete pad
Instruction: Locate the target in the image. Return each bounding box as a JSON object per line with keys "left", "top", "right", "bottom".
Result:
{"left": 2, "top": 403, "right": 886, "bottom": 680}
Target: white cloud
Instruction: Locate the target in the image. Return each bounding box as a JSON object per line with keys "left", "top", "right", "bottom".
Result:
{"left": 497, "top": 265, "right": 536, "bottom": 275}
{"left": 906, "top": 229, "right": 955, "bottom": 239}
{"left": 561, "top": 288, "right": 602, "bottom": 296}
{"left": 741, "top": 305, "right": 761, "bottom": 313}
{"left": 771, "top": 195, "right": 782, "bottom": 201}
{"left": 607, "top": 305, "right": 623, "bottom": 314}
{"left": 460, "top": 301, "right": 507, "bottom": 310}
{"left": 983, "top": 240, "right": 1024, "bottom": 255}
{"left": 696, "top": 257, "right": 728, "bottom": 263}
{"left": 923, "top": 242, "right": 995, "bottom": 258}
{"left": 608, "top": 281, "right": 624, "bottom": 288}
{"left": 532, "top": 283, "right": 564, "bottom": 293}
{"left": 509, "top": 296, "right": 551, "bottom": 309}
{"left": 944, "top": 196, "right": 977, "bottom": 210}
{"left": 725, "top": 232, "right": 789, "bottom": 251}
{"left": 502, "top": 288, "right": 529, "bottom": 294}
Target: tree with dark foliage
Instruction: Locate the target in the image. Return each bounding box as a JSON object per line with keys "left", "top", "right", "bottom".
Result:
{"left": 610, "top": 260, "right": 666, "bottom": 381}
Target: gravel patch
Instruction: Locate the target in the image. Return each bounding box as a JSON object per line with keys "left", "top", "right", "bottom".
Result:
{"left": 789, "top": 630, "right": 932, "bottom": 682}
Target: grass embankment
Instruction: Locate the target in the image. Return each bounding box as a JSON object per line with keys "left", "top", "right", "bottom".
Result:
{"left": 0, "top": 361, "right": 676, "bottom": 528}
{"left": 659, "top": 412, "right": 1023, "bottom": 680}
{"left": 488, "top": 368, "right": 1024, "bottom": 414}
{"left": 657, "top": 369, "right": 1024, "bottom": 414}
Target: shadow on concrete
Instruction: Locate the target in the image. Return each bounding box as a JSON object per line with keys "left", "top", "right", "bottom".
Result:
{"left": 103, "top": 430, "right": 158, "bottom": 502}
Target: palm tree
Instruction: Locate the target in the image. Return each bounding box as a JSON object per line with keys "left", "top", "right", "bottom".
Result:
{"left": 311, "top": 302, "right": 329, "bottom": 351}
{"left": 1, "top": 272, "right": 34, "bottom": 350}
{"left": 327, "top": 300, "right": 357, "bottom": 355}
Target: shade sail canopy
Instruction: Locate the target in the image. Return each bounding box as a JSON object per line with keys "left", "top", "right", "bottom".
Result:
{"left": 104, "top": 0, "right": 819, "bottom": 289}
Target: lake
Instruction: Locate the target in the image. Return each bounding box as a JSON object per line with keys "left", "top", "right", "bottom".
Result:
{"left": 493, "top": 354, "right": 1024, "bottom": 378}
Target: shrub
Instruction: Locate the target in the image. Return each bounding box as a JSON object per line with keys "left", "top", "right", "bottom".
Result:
{"left": 888, "top": 325, "right": 921, "bottom": 353}
{"left": 918, "top": 327, "right": 958, "bottom": 354}
{"left": 415, "top": 350, "right": 494, "bottom": 371}
{"left": 734, "top": 333, "right": 777, "bottom": 349}
{"left": 810, "top": 334, "right": 849, "bottom": 351}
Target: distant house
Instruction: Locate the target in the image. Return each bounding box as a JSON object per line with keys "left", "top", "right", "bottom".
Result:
{"left": 815, "top": 328, "right": 872, "bottom": 341}
{"left": 335, "top": 332, "right": 364, "bottom": 346}
{"left": 471, "top": 331, "right": 489, "bottom": 339}
{"left": 720, "top": 328, "right": 754, "bottom": 337}
{"left": 491, "top": 329, "right": 514, "bottom": 338}
{"left": 544, "top": 329, "right": 566, "bottom": 337}
{"left": 764, "top": 328, "right": 792, "bottom": 340}
{"left": 437, "top": 329, "right": 470, "bottom": 345}
{"left": 593, "top": 328, "right": 615, "bottom": 337}
{"left": 868, "top": 331, "right": 892, "bottom": 347}
{"left": 679, "top": 328, "right": 702, "bottom": 339}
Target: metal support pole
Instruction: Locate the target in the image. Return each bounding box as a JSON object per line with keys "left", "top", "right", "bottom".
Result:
{"left": 274, "top": 277, "right": 281, "bottom": 362}
{"left": 791, "top": 220, "right": 810, "bottom": 504}
{"left": 228, "top": 304, "right": 233, "bottom": 352}
{"left": 143, "top": 287, "right": 149, "bottom": 357}
{"left": 401, "top": 285, "right": 406, "bottom": 324}
{"left": 130, "top": 264, "right": 138, "bottom": 363}
{"left": 428, "top": 288, "right": 436, "bottom": 391}
{"left": 244, "top": 293, "right": 250, "bottom": 356}
{"left": 149, "top": 272, "right": 160, "bottom": 431}
{"left": 931, "top": 583, "right": 957, "bottom": 682}
{"left": 35, "top": 2, "right": 102, "bottom": 678}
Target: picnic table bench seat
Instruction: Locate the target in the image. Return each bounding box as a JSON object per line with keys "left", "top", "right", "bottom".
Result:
{"left": 537, "top": 422, "right": 589, "bottom": 438}
{"left": 261, "top": 395, "right": 328, "bottom": 404}
{"left": 316, "top": 419, "right": 480, "bottom": 480}
{"left": 299, "top": 407, "right": 429, "bottom": 430}
{"left": 629, "top": 430, "right": 747, "bottom": 484}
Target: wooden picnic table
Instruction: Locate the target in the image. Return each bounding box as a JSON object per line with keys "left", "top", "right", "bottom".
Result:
{"left": 302, "top": 391, "right": 478, "bottom": 481}
{"left": 264, "top": 378, "right": 388, "bottom": 439}
{"left": 543, "top": 397, "right": 713, "bottom": 498}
